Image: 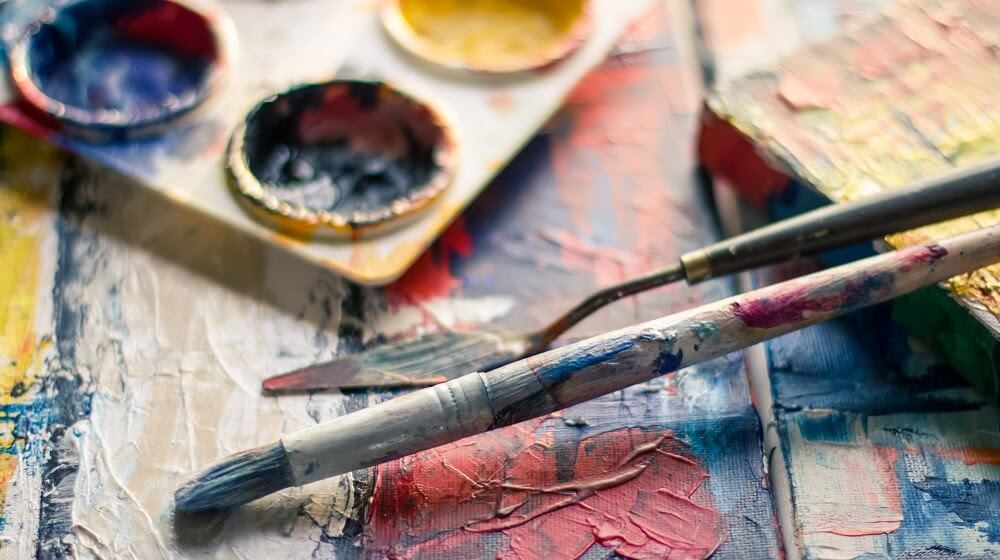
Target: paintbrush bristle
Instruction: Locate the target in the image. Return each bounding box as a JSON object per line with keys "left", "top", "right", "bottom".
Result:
{"left": 174, "top": 442, "right": 295, "bottom": 513}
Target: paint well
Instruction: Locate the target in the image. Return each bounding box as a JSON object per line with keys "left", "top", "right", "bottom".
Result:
{"left": 386, "top": 0, "right": 589, "bottom": 73}
{"left": 16, "top": 0, "right": 225, "bottom": 132}
{"left": 231, "top": 80, "right": 456, "bottom": 236}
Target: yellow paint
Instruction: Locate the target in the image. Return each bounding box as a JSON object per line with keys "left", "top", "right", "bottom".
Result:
{"left": 0, "top": 127, "right": 59, "bottom": 511}
{"left": 396, "top": 0, "right": 586, "bottom": 70}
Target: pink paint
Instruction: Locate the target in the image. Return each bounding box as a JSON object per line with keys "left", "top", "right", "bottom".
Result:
{"left": 777, "top": 71, "right": 843, "bottom": 111}
{"left": 897, "top": 244, "right": 948, "bottom": 272}
{"left": 725, "top": 242, "right": 950, "bottom": 329}
{"left": 798, "top": 445, "right": 904, "bottom": 539}
{"left": 550, "top": 1, "right": 684, "bottom": 285}
{"left": 697, "top": 0, "right": 765, "bottom": 51}
{"left": 366, "top": 422, "right": 725, "bottom": 560}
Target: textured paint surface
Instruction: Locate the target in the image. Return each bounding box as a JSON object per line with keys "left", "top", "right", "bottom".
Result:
{"left": 698, "top": 1, "right": 1000, "bottom": 557}
{"left": 758, "top": 261, "right": 1000, "bottom": 558}
{"left": 0, "top": 2, "right": 783, "bottom": 558}
{"left": 702, "top": 0, "right": 1000, "bottom": 319}
{"left": 368, "top": 423, "right": 725, "bottom": 560}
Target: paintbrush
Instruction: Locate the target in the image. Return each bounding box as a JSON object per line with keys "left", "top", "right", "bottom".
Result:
{"left": 176, "top": 224, "right": 1000, "bottom": 512}
{"left": 263, "top": 158, "right": 1000, "bottom": 391}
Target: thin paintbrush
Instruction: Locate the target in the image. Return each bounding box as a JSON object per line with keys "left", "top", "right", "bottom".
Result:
{"left": 177, "top": 225, "right": 1000, "bottom": 512}
{"left": 264, "top": 157, "right": 1000, "bottom": 391}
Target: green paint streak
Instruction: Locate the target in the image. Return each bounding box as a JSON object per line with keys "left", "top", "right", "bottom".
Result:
{"left": 893, "top": 287, "right": 999, "bottom": 401}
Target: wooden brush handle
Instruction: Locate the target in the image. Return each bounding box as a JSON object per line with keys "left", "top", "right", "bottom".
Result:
{"left": 680, "top": 157, "right": 1000, "bottom": 282}
{"left": 537, "top": 159, "right": 1000, "bottom": 347}
{"left": 487, "top": 225, "right": 1000, "bottom": 426}
{"left": 282, "top": 226, "right": 1000, "bottom": 484}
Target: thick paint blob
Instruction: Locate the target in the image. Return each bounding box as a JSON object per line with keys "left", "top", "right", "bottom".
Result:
{"left": 240, "top": 81, "right": 450, "bottom": 224}
{"left": 366, "top": 422, "right": 725, "bottom": 559}
{"left": 23, "top": 0, "right": 218, "bottom": 127}
{"left": 393, "top": 0, "right": 587, "bottom": 71}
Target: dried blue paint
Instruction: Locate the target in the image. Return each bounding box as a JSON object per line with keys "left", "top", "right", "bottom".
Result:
{"left": 690, "top": 321, "right": 719, "bottom": 343}
{"left": 35, "top": 162, "right": 98, "bottom": 557}
{"left": 768, "top": 309, "right": 982, "bottom": 414}
{"left": 531, "top": 336, "right": 636, "bottom": 389}
{"left": 31, "top": 29, "right": 210, "bottom": 119}
{"left": 910, "top": 478, "right": 1000, "bottom": 542}
{"left": 654, "top": 349, "right": 684, "bottom": 375}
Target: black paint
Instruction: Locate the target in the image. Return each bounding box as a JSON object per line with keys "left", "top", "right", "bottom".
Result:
{"left": 243, "top": 81, "right": 441, "bottom": 216}
{"left": 36, "top": 156, "right": 98, "bottom": 558}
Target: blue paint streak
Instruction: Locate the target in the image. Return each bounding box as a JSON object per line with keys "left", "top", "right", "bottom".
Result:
{"left": 532, "top": 336, "right": 635, "bottom": 389}
{"left": 911, "top": 478, "right": 1000, "bottom": 543}
{"left": 654, "top": 348, "right": 683, "bottom": 375}
{"left": 793, "top": 411, "right": 855, "bottom": 443}
{"left": 768, "top": 306, "right": 982, "bottom": 415}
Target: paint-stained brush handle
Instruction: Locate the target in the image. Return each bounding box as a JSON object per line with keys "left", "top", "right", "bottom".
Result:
{"left": 275, "top": 226, "right": 1000, "bottom": 488}
{"left": 679, "top": 156, "right": 1000, "bottom": 282}
{"left": 177, "top": 226, "right": 1000, "bottom": 511}
{"left": 535, "top": 159, "right": 1000, "bottom": 347}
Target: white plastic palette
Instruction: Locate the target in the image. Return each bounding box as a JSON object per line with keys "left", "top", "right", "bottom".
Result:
{"left": 1, "top": 0, "right": 653, "bottom": 284}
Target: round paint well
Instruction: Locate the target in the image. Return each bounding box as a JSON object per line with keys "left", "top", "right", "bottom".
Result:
{"left": 228, "top": 80, "right": 458, "bottom": 238}
{"left": 9, "top": 0, "right": 235, "bottom": 138}
{"left": 382, "top": 0, "right": 591, "bottom": 74}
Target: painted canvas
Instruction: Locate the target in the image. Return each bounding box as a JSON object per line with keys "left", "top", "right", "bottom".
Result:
{"left": 0, "top": 2, "right": 782, "bottom": 557}
{"left": 698, "top": 0, "right": 1000, "bottom": 557}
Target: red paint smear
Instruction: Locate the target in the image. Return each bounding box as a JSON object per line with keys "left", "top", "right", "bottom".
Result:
{"left": 385, "top": 217, "right": 471, "bottom": 305}
{"left": 697, "top": 109, "right": 790, "bottom": 211}
{"left": 897, "top": 244, "right": 948, "bottom": 272}
{"left": 0, "top": 103, "right": 58, "bottom": 140}
{"left": 730, "top": 244, "right": 946, "bottom": 329}
{"left": 366, "top": 423, "right": 725, "bottom": 560}
{"left": 113, "top": 3, "right": 219, "bottom": 61}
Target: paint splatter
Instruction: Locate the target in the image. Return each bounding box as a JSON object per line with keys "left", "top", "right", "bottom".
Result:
{"left": 366, "top": 421, "right": 725, "bottom": 560}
